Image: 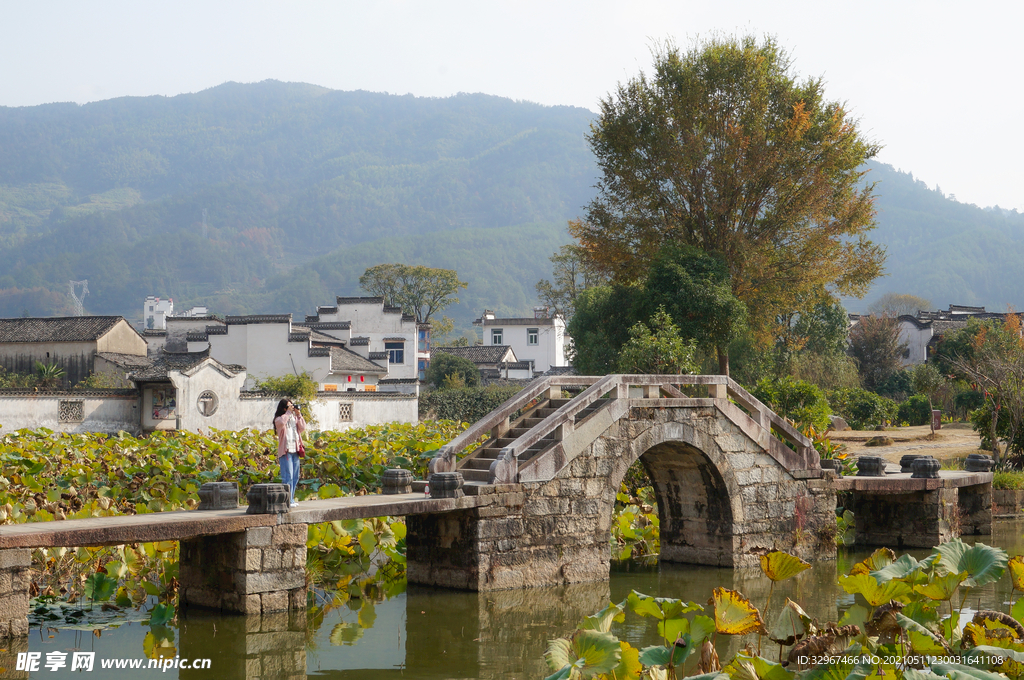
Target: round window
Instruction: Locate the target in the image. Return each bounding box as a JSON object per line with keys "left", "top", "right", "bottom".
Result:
{"left": 197, "top": 390, "right": 219, "bottom": 417}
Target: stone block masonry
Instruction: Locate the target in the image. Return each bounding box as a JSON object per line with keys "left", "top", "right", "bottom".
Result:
{"left": 407, "top": 401, "right": 837, "bottom": 590}
{"left": 179, "top": 525, "right": 307, "bottom": 614}
{"left": 0, "top": 549, "right": 29, "bottom": 639}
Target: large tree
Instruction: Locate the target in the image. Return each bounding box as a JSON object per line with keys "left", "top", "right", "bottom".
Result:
{"left": 868, "top": 293, "right": 932, "bottom": 318}
{"left": 359, "top": 264, "right": 467, "bottom": 324}
{"left": 574, "top": 36, "right": 884, "bottom": 373}
{"left": 848, "top": 315, "right": 907, "bottom": 390}
{"left": 535, "top": 237, "right": 610, "bottom": 319}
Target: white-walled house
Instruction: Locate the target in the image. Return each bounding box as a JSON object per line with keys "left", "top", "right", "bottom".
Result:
{"left": 304, "top": 297, "right": 420, "bottom": 386}
{"left": 0, "top": 316, "right": 148, "bottom": 387}
{"left": 186, "top": 314, "right": 388, "bottom": 391}
{"left": 144, "top": 297, "right": 174, "bottom": 330}
{"left": 473, "top": 308, "right": 569, "bottom": 374}
{"left": 895, "top": 305, "right": 1007, "bottom": 366}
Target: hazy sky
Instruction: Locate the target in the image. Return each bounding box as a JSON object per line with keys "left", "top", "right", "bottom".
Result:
{"left": 2, "top": 1, "right": 1021, "bottom": 211}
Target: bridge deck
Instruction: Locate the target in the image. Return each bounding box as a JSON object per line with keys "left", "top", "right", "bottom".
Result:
{"left": 831, "top": 470, "right": 992, "bottom": 493}
{"left": 0, "top": 491, "right": 504, "bottom": 550}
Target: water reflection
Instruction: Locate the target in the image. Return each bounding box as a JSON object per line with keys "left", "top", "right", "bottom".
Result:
{"left": 179, "top": 610, "right": 306, "bottom": 680}
{"left": 13, "top": 520, "right": 1024, "bottom": 678}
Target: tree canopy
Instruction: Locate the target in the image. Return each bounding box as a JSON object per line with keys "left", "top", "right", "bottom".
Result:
{"left": 359, "top": 264, "right": 467, "bottom": 324}
{"left": 869, "top": 293, "right": 931, "bottom": 318}
{"left": 573, "top": 35, "right": 885, "bottom": 370}
{"left": 535, "top": 237, "right": 609, "bottom": 319}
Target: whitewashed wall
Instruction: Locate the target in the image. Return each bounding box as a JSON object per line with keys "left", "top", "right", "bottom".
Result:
{"left": 0, "top": 391, "right": 140, "bottom": 434}
{"left": 483, "top": 319, "right": 567, "bottom": 373}
{"left": 897, "top": 321, "right": 931, "bottom": 366}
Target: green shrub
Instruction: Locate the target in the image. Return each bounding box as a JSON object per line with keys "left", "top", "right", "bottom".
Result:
{"left": 419, "top": 384, "right": 524, "bottom": 424}
{"left": 877, "top": 369, "right": 912, "bottom": 402}
{"left": 827, "top": 387, "right": 899, "bottom": 430}
{"left": 752, "top": 376, "right": 831, "bottom": 431}
{"left": 993, "top": 470, "right": 1024, "bottom": 490}
{"left": 424, "top": 352, "right": 480, "bottom": 388}
{"left": 954, "top": 389, "right": 985, "bottom": 418}
{"left": 898, "top": 394, "right": 932, "bottom": 427}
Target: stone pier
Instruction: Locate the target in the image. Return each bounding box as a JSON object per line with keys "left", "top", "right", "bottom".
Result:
{"left": 179, "top": 525, "right": 307, "bottom": 614}
{"left": 838, "top": 472, "right": 993, "bottom": 548}
{"left": 0, "top": 549, "right": 29, "bottom": 640}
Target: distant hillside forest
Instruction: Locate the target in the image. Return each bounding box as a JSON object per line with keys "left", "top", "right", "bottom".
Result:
{"left": 0, "top": 80, "right": 1022, "bottom": 327}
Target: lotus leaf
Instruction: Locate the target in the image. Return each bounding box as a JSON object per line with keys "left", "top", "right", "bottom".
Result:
{"left": 710, "top": 588, "right": 767, "bottom": 636}
{"left": 934, "top": 539, "right": 1008, "bottom": 588}
{"left": 545, "top": 630, "right": 622, "bottom": 679}
{"left": 850, "top": 548, "right": 896, "bottom": 575}
{"left": 896, "top": 613, "right": 949, "bottom": 653}
{"left": 760, "top": 551, "right": 811, "bottom": 582}
{"left": 723, "top": 653, "right": 794, "bottom": 680}
{"left": 770, "top": 599, "right": 812, "bottom": 644}
{"left": 1010, "top": 555, "right": 1024, "bottom": 591}
{"left": 914, "top": 572, "right": 968, "bottom": 601}
{"left": 928, "top": 661, "right": 1008, "bottom": 680}
{"left": 580, "top": 601, "right": 627, "bottom": 633}
{"left": 837, "top": 573, "right": 912, "bottom": 606}
{"left": 84, "top": 572, "right": 117, "bottom": 602}
{"left": 638, "top": 635, "right": 692, "bottom": 669}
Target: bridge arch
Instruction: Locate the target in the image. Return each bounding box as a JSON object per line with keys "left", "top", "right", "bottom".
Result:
{"left": 611, "top": 419, "right": 746, "bottom": 567}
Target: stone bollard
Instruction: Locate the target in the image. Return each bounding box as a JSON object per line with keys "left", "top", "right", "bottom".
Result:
{"left": 899, "top": 455, "right": 923, "bottom": 473}
{"left": 911, "top": 457, "right": 941, "bottom": 479}
{"left": 197, "top": 482, "right": 239, "bottom": 510}
{"left": 856, "top": 456, "right": 886, "bottom": 477}
{"left": 246, "top": 484, "right": 291, "bottom": 514}
{"left": 427, "top": 472, "right": 464, "bottom": 499}
{"left": 965, "top": 454, "right": 995, "bottom": 473}
{"left": 382, "top": 469, "right": 413, "bottom": 495}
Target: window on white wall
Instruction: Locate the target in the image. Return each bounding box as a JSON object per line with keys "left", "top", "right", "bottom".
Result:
{"left": 491, "top": 329, "right": 503, "bottom": 345}
{"left": 527, "top": 328, "right": 539, "bottom": 345}
{"left": 385, "top": 342, "right": 405, "bottom": 364}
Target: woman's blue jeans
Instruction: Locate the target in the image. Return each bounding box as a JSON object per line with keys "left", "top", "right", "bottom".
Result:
{"left": 279, "top": 453, "right": 300, "bottom": 502}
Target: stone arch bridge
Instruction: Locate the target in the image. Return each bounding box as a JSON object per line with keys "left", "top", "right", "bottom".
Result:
{"left": 0, "top": 375, "right": 991, "bottom": 639}
{"left": 414, "top": 374, "right": 836, "bottom": 590}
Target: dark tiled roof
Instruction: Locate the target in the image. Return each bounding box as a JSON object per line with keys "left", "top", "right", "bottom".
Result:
{"left": 0, "top": 316, "right": 126, "bottom": 343}
{"left": 383, "top": 306, "right": 403, "bottom": 314}
{"left": 336, "top": 296, "right": 384, "bottom": 305}
{"left": 317, "top": 306, "right": 338, "bottom": 314}
{"left": 368, "top": 351, "right": 389, "bottom": 360}
{"left": 309, "top": 329, "right": 346, "bottom": 345}
{"left": 95, "top": 352, "right": 154, "bottom": 369}
{"left": 308, "top": 347, "right": 330, "bottom": 357}
{"left": 349, "top": 337, "right": 370, "bottom": 346}
{"left": 542, "top": 365, "right": 578, "bottom": 376}
{"left": 433, "top": 345, "right": 517, "bottom": 365}
{"left": 297, "top": 321, "right": 351, "bottom": 331}
{"left": 130, "top": 350, "right": 244, "bottom": 381}
{"left": 142, "top": 329, "right": 167, "bottom": 337}
{"left": 330, "top": 347, "right": 387, "bottom": 374}
{"left": 379, "top": 377, "right": 420, "bottom": 384}
{"left": 224, "top": 314, "right": 291, "bottom": 325}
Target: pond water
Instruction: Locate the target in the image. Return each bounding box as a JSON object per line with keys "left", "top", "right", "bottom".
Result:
{"left": 6, "top": 522, "right": 1024, "bottom": 679}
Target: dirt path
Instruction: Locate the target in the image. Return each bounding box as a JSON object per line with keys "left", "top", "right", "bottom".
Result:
{"left": 826, "top": 423, "right": 984, "bottom": 465}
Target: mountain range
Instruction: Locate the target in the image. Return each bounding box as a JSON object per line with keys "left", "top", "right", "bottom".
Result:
{"left": 0, "top": 80, "right": 1021, "bottom": 332}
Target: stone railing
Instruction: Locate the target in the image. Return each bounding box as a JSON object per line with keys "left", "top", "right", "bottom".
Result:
{"left": 432, "top": 374, "right": 816, "bottom": 483}
{"left": 428, "top": 374, "right": 600, "bottom": 474}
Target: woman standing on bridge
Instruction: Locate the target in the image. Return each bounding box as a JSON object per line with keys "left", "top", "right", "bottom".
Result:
{"left": 274, "top": 399, "right": 306, "bottom": 508}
